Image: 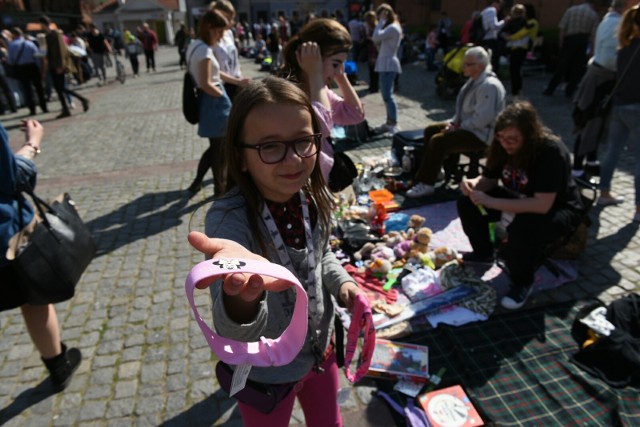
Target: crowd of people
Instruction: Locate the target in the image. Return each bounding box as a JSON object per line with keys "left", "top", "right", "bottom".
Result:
{"left": 0, "top": 16, "right": 162, "bottom": 118}
{"left": 1, "top": 0, "right": 639, "bottom": 424}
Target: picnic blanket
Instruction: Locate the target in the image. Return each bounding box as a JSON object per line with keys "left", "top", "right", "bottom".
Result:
{"left": 398, "top": 300, "right": 640, "bottom": 426}
{"left": 399, "top": 200, "right": 579, "bottom": 297}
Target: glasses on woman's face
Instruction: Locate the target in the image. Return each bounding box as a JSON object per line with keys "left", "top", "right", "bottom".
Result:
{"left": 239, "top": 133, "right": 322, "bottom": 164}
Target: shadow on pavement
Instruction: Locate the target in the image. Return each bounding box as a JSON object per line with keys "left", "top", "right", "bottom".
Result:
{"left": 85, "top": 187, "right": 213, "bottom": 257}
{"left": 158, "top": 389, "right": 240, "bottom": 426}
{"left": 0, "top": 379, "right": 56, "bottom": 424}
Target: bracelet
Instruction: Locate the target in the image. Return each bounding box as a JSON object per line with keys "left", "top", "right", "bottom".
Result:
{"left": 23, "top": 142, "right": 41, "bottom": 156}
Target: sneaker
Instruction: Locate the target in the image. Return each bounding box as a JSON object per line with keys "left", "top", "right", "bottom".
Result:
{"left": 406, "top": 182, "right": 435, "bottom": 198}
{"left": 500, "top": 285, "right": 533, "bottom": 310}
{"left": 387, "top": 125, "right": 400, "bottom": 136}
{"left": 374, "top": 123, "right": 392, "bottom": 133}
{"left": 597, "top": 194, "right": 624, "bottom": 207}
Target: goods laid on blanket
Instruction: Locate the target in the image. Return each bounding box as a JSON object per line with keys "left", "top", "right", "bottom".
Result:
{"left": 332, "top": 157, "right": 497, "bottom": 341}
{"left": 332, "top": 157, "right": 489, "bottom": 425}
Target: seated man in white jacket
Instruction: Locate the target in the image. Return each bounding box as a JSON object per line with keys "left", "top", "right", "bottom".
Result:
{"left": 407, "top": 46, "right": 506, "bottom": 198}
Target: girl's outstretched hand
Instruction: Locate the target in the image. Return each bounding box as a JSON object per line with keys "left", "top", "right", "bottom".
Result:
{"left": 187, "top": 231, "right": 293, "bottom": 297}
{"left": 339, "top": 281, "right": 367, "bottom": 313}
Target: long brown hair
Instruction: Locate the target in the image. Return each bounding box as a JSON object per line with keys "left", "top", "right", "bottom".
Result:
{"left": 376, "top": 3, "right": 397, "bottom": 28}
{"left": 618, "top": 5, "right": 640, "bottom": 50}
{"left": 197, "top": 9, "right": 228, "bottom": 45}
{"left": 278, "top": 18, "right": 352, "bottom": 84}
{"left": 487, "top": 101, "right": 558, "bottom": 173}
{"left": 221, "top": 76, "right": 335, "bottom": 255}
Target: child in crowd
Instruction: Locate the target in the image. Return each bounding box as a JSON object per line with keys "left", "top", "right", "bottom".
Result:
{"left": 189, "top": 76, "right": 363, "bottom": 426}
{"left": 278, "top": 18, "right": 365, "bottom": 185}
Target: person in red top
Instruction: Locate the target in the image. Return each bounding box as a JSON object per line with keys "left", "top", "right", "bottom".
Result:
{"left": 139, "top": 22, "right": 158, "bottom": 72}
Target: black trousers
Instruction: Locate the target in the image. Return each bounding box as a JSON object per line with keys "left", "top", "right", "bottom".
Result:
{"left": 509, "top": 49, "right": 527, "bottom": 96}
{"left": 457, "top": 188, "right": 580, "bottom": 288}
{"left": 15, "top": 63, "right": 47, "bottom": 114}
{"left": 144, "top": 49, "right": 155, "bottom": 70}
{"left": 545, "top": 33, "right": 590, "bottom": 96}
{"left": 192, "top": 137, "right": 225, "bottom": 195}
{"left": 129, "top": 54, "right": 139, "bottom": 75}
{"left": 51, "top": 71, "right": 88, "bottom": 114}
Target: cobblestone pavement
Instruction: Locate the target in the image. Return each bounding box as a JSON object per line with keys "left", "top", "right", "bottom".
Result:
{"left": 0, "top": 46, "right": 638, "bottom": 426}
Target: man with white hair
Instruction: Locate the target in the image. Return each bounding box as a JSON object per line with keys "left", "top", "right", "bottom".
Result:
{"left": 407, "top": 47, "right": 506, "bottom": 198}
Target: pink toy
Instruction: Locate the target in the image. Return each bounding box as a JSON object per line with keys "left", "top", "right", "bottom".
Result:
{"left": 185, "top": 258, "right": 308, "bottom": 367}
{"left": 344, "top": 293, "right": 376, "bottom": 383}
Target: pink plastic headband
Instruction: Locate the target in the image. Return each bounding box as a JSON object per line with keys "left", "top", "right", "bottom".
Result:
{"left": 185, "top": 258, "right": 308, "bottom": 367}
{"left": 344, "top": 293, "right": 376, "bottom": 383}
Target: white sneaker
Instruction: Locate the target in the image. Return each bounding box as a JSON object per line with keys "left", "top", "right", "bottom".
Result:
{"left": 69, "top": 102, "right": 76, "bottom": 110}
{"left": 406, "top": 182, "right": 435, "bottom": 198}
{"left": 374, "top": 123, "right": 391, "bottom": 133}
{"left": 385, "top": 125, "right": 400, "bottom": 136}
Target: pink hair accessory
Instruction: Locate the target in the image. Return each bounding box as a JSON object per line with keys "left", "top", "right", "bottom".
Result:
{"left": 343, "top": 293, "right": 376, "bottom": 383}
{"left": 185, "top": 258, "right": 308, "bottom": 367}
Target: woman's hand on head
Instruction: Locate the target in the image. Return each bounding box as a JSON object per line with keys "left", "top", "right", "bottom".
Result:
{"left": 187, "top": 231, "right": 293, "bottom": 295}
{"left": 296, "top": 41, "right": 323, "bottom": 78}
{"left": 339, "top": 282, "right": 366, "bottom": 313}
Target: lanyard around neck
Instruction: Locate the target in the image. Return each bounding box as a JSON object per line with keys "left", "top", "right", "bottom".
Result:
{"left": 261, "top": 191, "right": 319, "bottom": 333}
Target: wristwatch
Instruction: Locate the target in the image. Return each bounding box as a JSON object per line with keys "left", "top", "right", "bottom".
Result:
{"left": 185, "top": 258, "right": 309, "bottom": 367}
{"left": 24, "top": 142, "right": 41, "bottom": 156}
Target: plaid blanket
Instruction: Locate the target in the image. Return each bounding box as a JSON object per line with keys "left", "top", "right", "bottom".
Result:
{"left": 402, "top": 300, "right": 640, "bottom": 426}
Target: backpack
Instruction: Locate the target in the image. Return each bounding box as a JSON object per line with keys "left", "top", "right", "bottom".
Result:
{"left": 182, "top": 43, "right": 203, "bottom": 125}
{"left": 470, "top": 15, "right": 486, "bottom": 45}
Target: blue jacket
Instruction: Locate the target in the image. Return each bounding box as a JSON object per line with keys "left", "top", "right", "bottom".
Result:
{"left": 1, "top": 124, "right": 36, "bottom": 267}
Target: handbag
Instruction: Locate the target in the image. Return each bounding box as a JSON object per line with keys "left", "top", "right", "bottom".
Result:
{"left": 6, "top": 188, "right": 96, "bottom": 305}
{"left": 328, "top": 151, "right": 358, "bottom": 193}
{"left": 215, "top": 361, "right": 295, "bottom": 414}
{"left": 182, "top": 42, "right": 204, "bottom": 125}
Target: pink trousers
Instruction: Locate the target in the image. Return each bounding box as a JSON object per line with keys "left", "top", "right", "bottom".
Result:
{"left": 237, "top": 352, "right": 343, "bottom": 427}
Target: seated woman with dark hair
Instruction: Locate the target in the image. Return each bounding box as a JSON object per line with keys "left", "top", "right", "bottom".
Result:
{"left": 457, "top": 101, "right": 584, "bottom": 310}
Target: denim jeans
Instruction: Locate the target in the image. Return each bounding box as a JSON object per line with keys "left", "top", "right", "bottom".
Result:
{"left": 379, "top": 71, "right": 398, "bottom": 124}
{"left": 599, "top": 103, "right": 640, "bottom": 206}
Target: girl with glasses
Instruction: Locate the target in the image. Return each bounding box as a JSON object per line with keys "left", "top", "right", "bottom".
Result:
{"left": 191, "top": 76, "right": 363, "bottom": 426}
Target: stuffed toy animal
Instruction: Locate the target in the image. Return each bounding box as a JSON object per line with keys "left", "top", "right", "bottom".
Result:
{"left": 411, "top": 227, "right": 432, "bottom": 255}
{"left": 369, "top": 258, "right": 392, "bottom": 276}
{"left": 426, "top": 246, "right": 459, "bottom": 269}
{"left": 383, "top": 231, "right": 404, "bottom": 249}
{"left": 353, "top": 242, "right": 376, "bottom": 261}
{"left": 371, "top": 245, "right": 395, "bottom": 262}
{"left": 408, "top": 214, "right": 426, "bottom": 230}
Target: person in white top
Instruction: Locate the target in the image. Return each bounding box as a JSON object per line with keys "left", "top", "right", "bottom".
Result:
{"left": 210, "top": 0, "right": 251, "bottom": 101}
{"left": 372, "top": 3, "right": 402, "bottom": 135}
{"left": 186, "top": 9, "right": 232, "bottom": 196}
{"left": 481, "top": 0, "right": 506, "bottom": 75}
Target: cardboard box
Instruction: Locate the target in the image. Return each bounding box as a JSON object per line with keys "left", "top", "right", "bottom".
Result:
{"left": 367, "top": 338, "right": 429, "bottom": 383}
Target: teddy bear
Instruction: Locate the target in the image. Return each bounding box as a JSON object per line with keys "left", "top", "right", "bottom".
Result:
{"left": 353, "top": 242, "right": 376, "bottom": 261}
{"left": 411, "top": 227, "right": 432, "bottom": 255}
{"left": 408, "top": 214, "right": 426, "bottom": 230}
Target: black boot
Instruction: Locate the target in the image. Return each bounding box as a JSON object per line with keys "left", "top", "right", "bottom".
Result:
{"left": 42, "top": 343, "right": 82, "bottom": 391}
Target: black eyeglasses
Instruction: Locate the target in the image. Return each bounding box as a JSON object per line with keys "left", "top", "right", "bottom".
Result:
{"left": 239, "top": 133, "right": 322, "bottom": 164}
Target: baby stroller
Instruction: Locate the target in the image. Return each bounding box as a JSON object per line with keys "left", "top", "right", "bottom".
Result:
{"left": 435, "top": 44, "right": 471, "bottom": 100}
